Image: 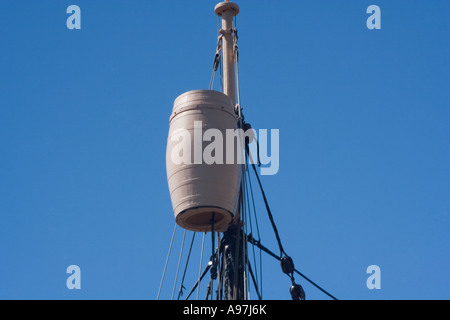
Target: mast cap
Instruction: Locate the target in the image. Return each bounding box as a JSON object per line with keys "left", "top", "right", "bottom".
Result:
{"left": 215, "top": 1, "right": 240, "bottom": 17}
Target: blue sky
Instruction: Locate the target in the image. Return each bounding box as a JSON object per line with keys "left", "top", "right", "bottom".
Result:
{"left": 0, "top": 0, "right": 449, "bottom": 300}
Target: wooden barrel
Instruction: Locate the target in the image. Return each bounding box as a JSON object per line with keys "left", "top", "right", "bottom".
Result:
{"left": 166, "top": 90, "right": 241, "bottom": 232}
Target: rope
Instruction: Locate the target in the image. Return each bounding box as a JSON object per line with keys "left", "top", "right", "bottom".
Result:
{"left": 246, "top": 165, "right": 263, "bottom": 296}
{"left": 247, "top": 235, "right": 338, "bottom": 300}
{"left": 246, "top": 149, "right": 339, "bottom": 300}
{"left": 196, "top": 232, "right": 206, "bottom": 300}
{"left": 233, "top": 28, "right": 243, "bottom": 124}
{"left": 171, "top": 228, "right": 187, "bottom": 300}
{"left": 177, "top": 232, "right": 196, "bottom": 300}
{"left": 216, "top": 232, "right": 223, "bottom": 300}
{"left": 157, "top": 224, "right": 177, "bottom": 300}
{"left": 244, "top": 163, "right": 263, "bottom": 298}
{"left": 241, "top": 178, "right": 249, "bottom": 300}
{"left": 209, "top": 35, "right": 223, "bottom": 90}
{"left": 209, "top": 213, "right": 216, "bottom": 300}
{"left": 186, "top": 260, "right": 212, "bottom": 300}
{"left": 247, "top": 261, "right": 262, "bottom": 300}
{"left": 250, "top": 161, "right": 286, "bottom": 257}
{"left": 239, "top": 143, "right": 249, "bottom": 299}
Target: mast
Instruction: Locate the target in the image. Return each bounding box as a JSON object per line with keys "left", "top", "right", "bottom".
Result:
{"left": 215, "top": 0, "right": 239, "bottom": 105}
{"left": 214, "top": 1, "right": 246, "bottom": 300}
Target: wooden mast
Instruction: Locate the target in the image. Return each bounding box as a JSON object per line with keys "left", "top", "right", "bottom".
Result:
{"left": 215, "top": 0, "right": 239, "bottom": 105}
{"left": 214, "top": 1, "right": 246, "bottom": 301}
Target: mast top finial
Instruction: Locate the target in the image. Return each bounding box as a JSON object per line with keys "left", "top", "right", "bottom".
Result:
{"left": 215, "top": 1, "right": 239, "bottom": 17}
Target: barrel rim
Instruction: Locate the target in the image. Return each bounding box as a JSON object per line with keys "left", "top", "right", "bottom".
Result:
{"left": 175, "top": 206, "right": 233, "bottom": 232}
{"left": 173, "top": 89, "right": 233, "bottom": 105}
{"left": 170, "top": 89, "right": 236, "bottom": 122}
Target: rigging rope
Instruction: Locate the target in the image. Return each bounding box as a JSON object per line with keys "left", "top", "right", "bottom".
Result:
{"left": 244, "top": 162, "right": 263, "bottom": 298}
{"left": 171, "top": 228, "right": 187, "bottom": 300}
{"left": 247, "top": 234, "right": 338, "bottom": 300}
{"left": 240, "top": 176, "right": 249, "bottom": 300}
{"left": 233, "top": 28, "right": 243, "bottom": 122}
{"left": 249, "top": 161, "right": 286, "bottom": 258}
{"left": 246, "top": 165, "right": 263, "bottom": 296}
{"left": 209, "top": 213, "right": 217, "bottom": 300}
{"left": 186, "top": 259, "right": 213, "bottom": 300}
{"left": 177, "top": 232, "right": 196, "bottom": 300}
{"left": 157, "top": 224, "right": 177, "bottom": 300}
{"left": 209, "top": 35, "right": 223, "bottom": 90}
{"left": 245, "top": 147, "right": 338, "bottom": 300}
{"left": 247, "top": 261, "right": 262, "bottom": 300}
{"left": 196, "top": 232, "right": 206, "bottom": 300}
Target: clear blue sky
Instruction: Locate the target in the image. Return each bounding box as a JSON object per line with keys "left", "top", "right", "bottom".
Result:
{"left": 0, "top": 0, "right": 449, "bottom": 300}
